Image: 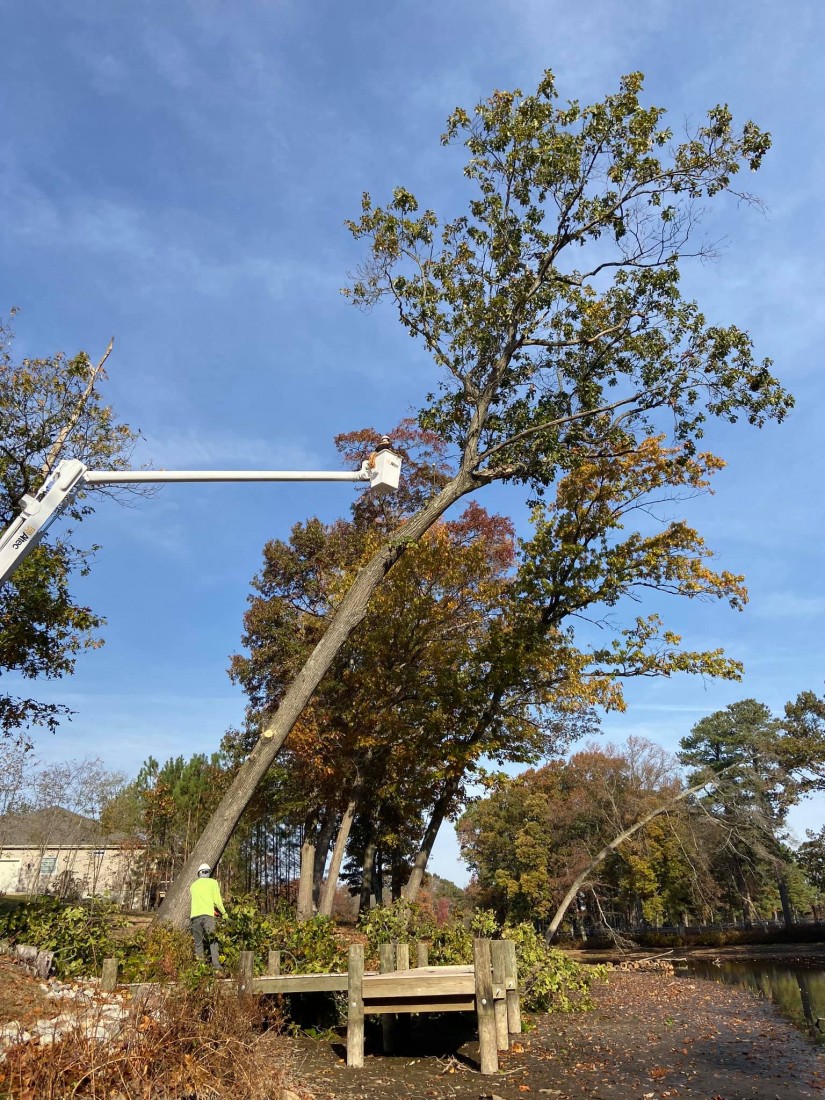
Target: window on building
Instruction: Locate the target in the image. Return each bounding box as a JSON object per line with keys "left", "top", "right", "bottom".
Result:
{"left": 39, "top": 856, "right": 57, "bottom": 877}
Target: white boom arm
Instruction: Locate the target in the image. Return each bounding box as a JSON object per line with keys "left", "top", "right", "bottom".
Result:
{"left": 0, "top": 444, "right": 401, "bottom": 586}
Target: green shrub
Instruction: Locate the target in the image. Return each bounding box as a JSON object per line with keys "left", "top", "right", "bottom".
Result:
{"left": 469, "top": 909, "right": 498, "bottom": 938}
{"left": 358, "top": 899, "right": 420, "bottom": 949}
{"left": 121, "top": 924, "right": 195, "bottom": 983}
{"left": 358, "top": 900, "right": 601, "bottom": 1014}
{"left": 0, "top": 897, "right": 124, "bottom": 979}
{"left": 428, "top": 920, "right": 473, "bottom": 965}
{"left": 503, "top": 922, "right": 606, "bottom": 1013}
{"left": 213, "top": 900, "right": 346, "bottom": 974}
{"left": 279, "top": 914, "right": 346, "bottom": 973}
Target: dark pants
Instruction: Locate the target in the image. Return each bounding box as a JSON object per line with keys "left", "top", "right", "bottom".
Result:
{"left": 190, "top": 914, "right": 220, "bottom": 969}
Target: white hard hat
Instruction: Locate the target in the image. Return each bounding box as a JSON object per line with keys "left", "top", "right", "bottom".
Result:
{"left": 197, "top": 863, "right": 211, "bottom": 875}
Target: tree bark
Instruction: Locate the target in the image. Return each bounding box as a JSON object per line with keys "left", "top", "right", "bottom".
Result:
{"left": 312, "top": 815, "right": 336, "bottom": 909}
{"left": 318, "top": 797, "right": 358, "bottom": 917}
{"left": 778, "top": 872, "right": 795, "bottom": 931}
{"left": 296, "top": 814, "right": 317, "bottom": 921}
{"left": 156, "top": 473, "right": 474, "bottom": 927}
{"left": 360, "top": 837, "right": 377, "bottom": 914}
{"left": 402, "top": 781, "right": 457, "bottom": 901}
{"left": 390, "top": 853, "right": 404, "bottom": 901}
{"left": 373, "top": 846, "right": 383, "bottom": 907}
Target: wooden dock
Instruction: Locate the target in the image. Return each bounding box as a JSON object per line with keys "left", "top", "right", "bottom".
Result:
{"left": 101, "top": 936, "right": 521, "bottom": 1074}
{"left": 239, "top": 937, "right": 521, "bottom": 1073}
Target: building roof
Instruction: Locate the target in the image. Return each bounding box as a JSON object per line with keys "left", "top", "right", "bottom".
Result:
{"left": 0, "top": 806, "right": 131, "bottom": 848}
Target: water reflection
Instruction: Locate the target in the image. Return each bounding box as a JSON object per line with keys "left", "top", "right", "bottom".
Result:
{"left": 683, "top": 958, "right": 825, "bottom": 1044}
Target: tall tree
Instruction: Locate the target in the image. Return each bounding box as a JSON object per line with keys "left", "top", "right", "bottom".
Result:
{"left": 459, "top": 738, "right": 684, "bottom": 923}
{"left": 0, "top": 313, "right": 137, "bottom": 743}
{"left": 402, "top": 432, "right": 748, "bottom": 901}
{"left": 679, "top": 695, "right": 825, "bottom": 927}
{"left": 228, "top": 491, "right": 525, "bottom": 916}
{"left": 158, "top": 70, "right": 790, "bottom": 926}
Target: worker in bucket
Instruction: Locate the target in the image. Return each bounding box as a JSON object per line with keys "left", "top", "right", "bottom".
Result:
{"left": 189, "top": 862, "right": 227, "bottom": 971}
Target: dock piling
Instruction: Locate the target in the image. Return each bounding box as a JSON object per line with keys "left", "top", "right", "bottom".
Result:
{"left": 346, "top": 944, "right": 365, "bottom": 1068}
{"left": 490, "top": 940, "right": 509, "bottom": 1051}
{"left": 473, "top": 938, "right": 499, "bottom": 1074}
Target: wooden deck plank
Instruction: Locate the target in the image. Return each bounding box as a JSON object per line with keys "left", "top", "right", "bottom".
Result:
{"left": 251, "top": 973, "right": 349, "bottom": 994}
{"left": 366, "top": 997, "right": 476, "bottom": 1014}
{"left": 363, "top": 973, "right": 476, "bottom": 998}
{"left": 382, "top": 965, "right": 473, "bottom": 976}
{"left": 250, "top": 960, "right": 500, "bottom": 1005}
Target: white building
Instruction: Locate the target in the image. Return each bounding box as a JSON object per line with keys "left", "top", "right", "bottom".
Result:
{"left": 0, "top": 806, "right": 144, "bottom": 906}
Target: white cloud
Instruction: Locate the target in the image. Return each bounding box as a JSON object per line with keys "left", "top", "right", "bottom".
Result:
{"left": 137, "top": 426, "right": 324, "bottom": 470}
{"left": 502, "top": 0, "right": 670, "bottom": 89}
{"left": 0, "top": 159, "right": 334, "bottom": 301}
{"left": 753, "top": 592, "right": 825, "bottom": 620}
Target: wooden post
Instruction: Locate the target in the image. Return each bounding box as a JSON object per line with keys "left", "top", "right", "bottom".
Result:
{"left": 101, "top": 957, "right": 118, "bottom": 992}
{"left": 416, "top": 941, "right": 429, "bottom": 968}
{"left": 395, "top": 942, "right": 411, "bottom": 1044}
{"left": 238, "top": 951, "right": 254, "bottom": 997}
{"left": 346, "top": 944, "right": 365, "bottom": 1068}
{"left": 267, "top": 949, "right": 281, "bottom": 976}
{"left": 490, "top": 940, "right": 509, "bottom": 1050}
{"left": 503, "top": 939, "right": 522, "bottom": 1035}
{"left": 379, "top": 943, "right": 398, "bottom": 1053}
{"left": 473, "top": 938, "right": 498, "bottom": 1074}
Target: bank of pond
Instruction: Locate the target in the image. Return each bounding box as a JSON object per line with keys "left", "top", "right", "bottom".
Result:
{"left": 676, "top": 954, "right": 825, "bottom": 1045}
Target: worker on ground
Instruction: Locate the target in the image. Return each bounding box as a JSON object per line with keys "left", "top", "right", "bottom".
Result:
{"left": 189, "top": 862, "right": 227, "bottom": 971}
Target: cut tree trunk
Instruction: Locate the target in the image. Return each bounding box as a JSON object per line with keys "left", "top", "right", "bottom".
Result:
{"left": 155, "top": 472, "right": 474, "bottom": 928}
{"left": 296, "top": 815, "right": 317, "bottom": 921}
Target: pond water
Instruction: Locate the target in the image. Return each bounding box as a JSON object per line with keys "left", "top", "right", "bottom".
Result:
{"left": 681, "top": 958, "right": 825, "bottom": 1044}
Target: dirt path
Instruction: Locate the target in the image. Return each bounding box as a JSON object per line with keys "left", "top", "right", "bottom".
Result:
{"left": 291, "top": 971, "right": 825, "bottom": 1100}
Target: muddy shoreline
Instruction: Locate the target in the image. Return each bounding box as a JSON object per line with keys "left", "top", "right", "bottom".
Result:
{"left": 567, "top": 940, "right": 825, "bottom": 967}
{"left": 292, "top": 969, "right": 825, "bottom": 1099}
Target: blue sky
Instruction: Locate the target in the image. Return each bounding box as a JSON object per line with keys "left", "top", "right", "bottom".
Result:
{"left": 2, "top": 0, "right": 824, "bottom": 885}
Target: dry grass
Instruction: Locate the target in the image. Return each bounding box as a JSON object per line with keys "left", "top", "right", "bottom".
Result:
{"left": 0, "top": 982, "right": 309, "bottom": 1100}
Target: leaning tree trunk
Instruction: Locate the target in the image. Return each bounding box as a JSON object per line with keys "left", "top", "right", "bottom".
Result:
{"left": 545, "top": 774, "right": 718, "bottom": 941}
{"left": 318, "top": 797, "right": 359, "bottom": 917}
{"left": 155, "top": 473, "right": 474, "bottom": 927}
{"left": 402, "top": 781, "right": 457, "bottom": 901}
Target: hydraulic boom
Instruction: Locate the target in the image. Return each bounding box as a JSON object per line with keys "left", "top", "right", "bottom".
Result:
{"left": 0, "top": 441, "right": 401, "bottom": 586}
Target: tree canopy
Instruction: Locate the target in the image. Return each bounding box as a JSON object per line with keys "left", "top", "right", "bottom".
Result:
{"left": 158, "top": 70, "right": 791, "bottom": 926}
{"left": 0, "top": 313, "right": 137, "bottom": 743}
